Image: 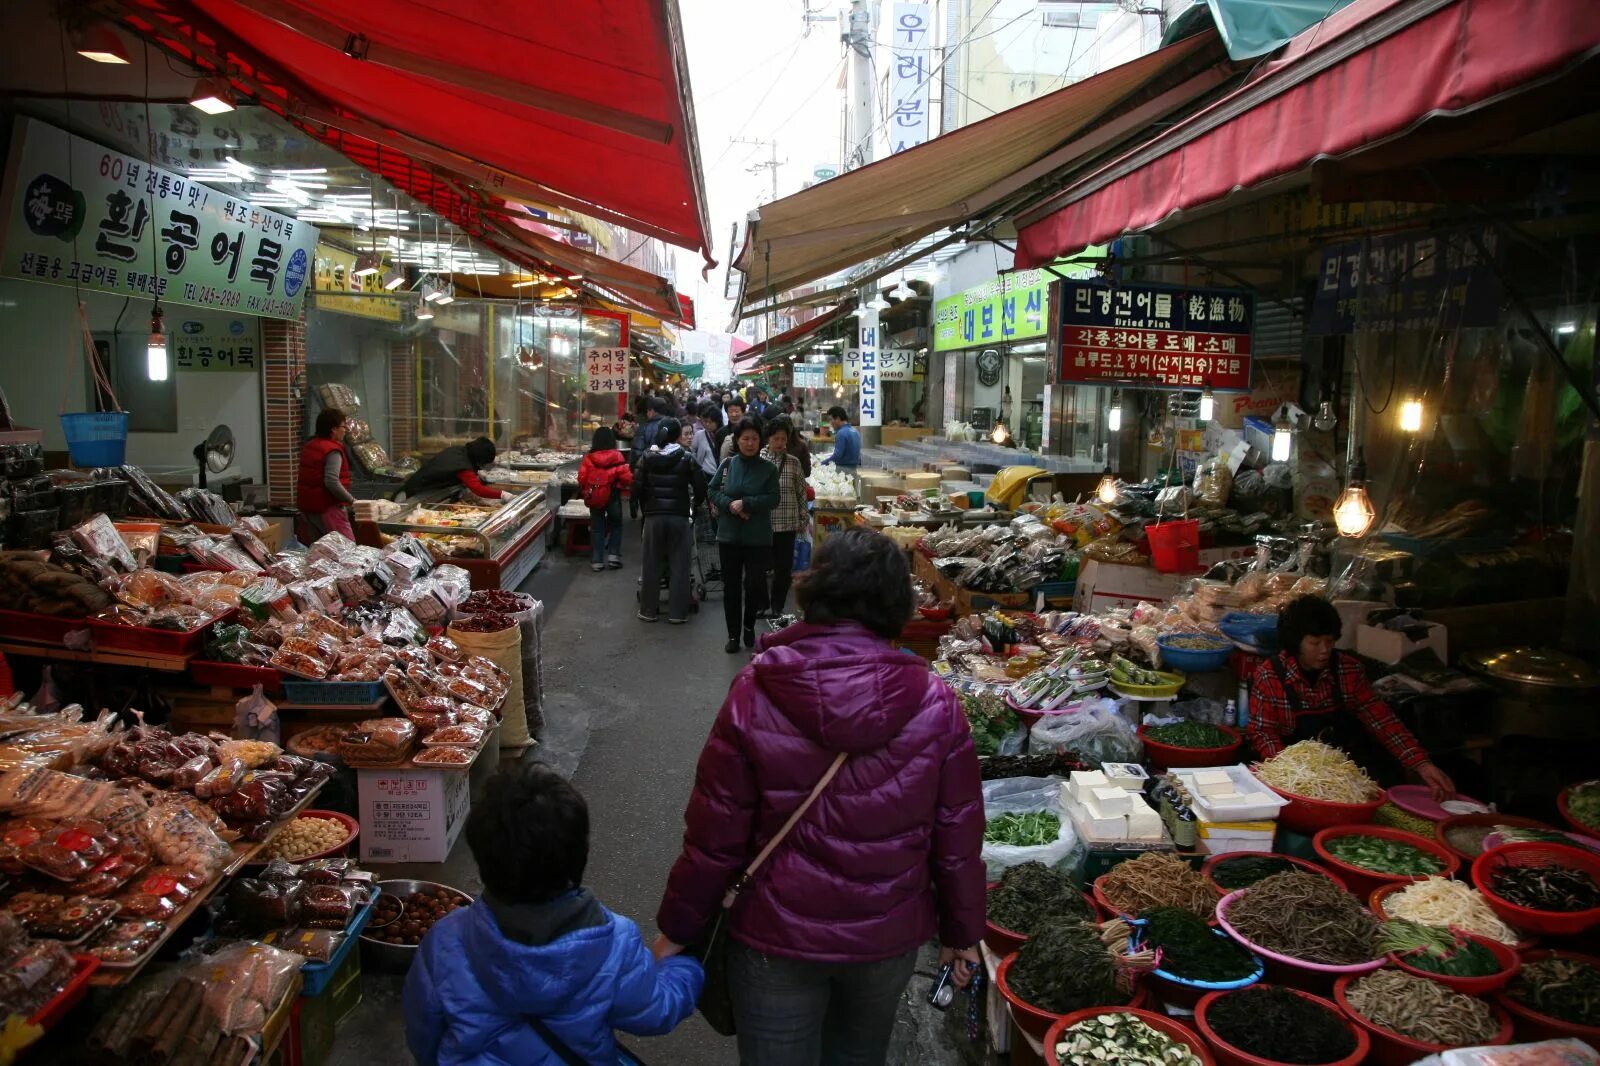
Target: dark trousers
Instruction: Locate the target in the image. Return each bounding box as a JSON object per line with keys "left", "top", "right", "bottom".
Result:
{"left": 719, "top": 542, "right": 771, "bottom": 638}
{"left": 768, "top": 531, "right": 797, "bottom": 616}
{"left": 728, "top": 942, "right": 917, "bottom": 1066}
{"left": 589, "top": 497, "right": 622, "bottom": 563}
{"left": 640, "top": 515, "right": 692, "bottom": 620}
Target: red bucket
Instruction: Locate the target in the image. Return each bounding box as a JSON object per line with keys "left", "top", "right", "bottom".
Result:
{"left": 1148, "top": 519, "right": 1200, "bottom": 573}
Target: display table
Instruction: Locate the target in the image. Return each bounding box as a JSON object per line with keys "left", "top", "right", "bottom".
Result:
{"left": 355, "top": 486, "right": 551, "bottom": 591}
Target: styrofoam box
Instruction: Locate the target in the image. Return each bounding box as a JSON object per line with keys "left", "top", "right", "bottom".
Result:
{"left": 1174, "top": 764, "right": 1289, "bottom": 822}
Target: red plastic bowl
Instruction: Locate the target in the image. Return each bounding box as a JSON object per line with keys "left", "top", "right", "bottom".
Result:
{"left": 1312, "top": 826, "right": 1461, "bottom": 899}
{"left": 1333, "top": 971, "right": 1513, "bottom": 1066}
{"left": 984, "top": 882, "right": 1103, "bottom": 957}
{"left": 1045, "top": 1006, "right": 1214, "bottom": 1066}
{"left": 1263, "top": 783, "right": 1383, "bottom": 835}
{"left": 1435, "top": 813, "right": 1555, "bottom": 863}
{"left": 1494, "top": 949, "right": 1600, "bottom": 1044}
{"left": 995, "top": 952, "right": 1148, "bottom": 1042}
{"left": 1471, "top": 842, "right": 1600, "bottom": 937}
{"left": 1368, "top": 882, "right": 1536, "bottom": 951}
{"left": 1201, "top": 853, "right": 1347, "bottom": 896}
{"left": 1386, "top": 930, "right": 1521, "bottom": 995}
{"left": 1137, "top": 722, "right": 1242, "bottom": 770}
{"left": 1559, "top": 784, "right": 1600, "bottom": 840}
{"left": 1195, "top": 985, "right": 1370, "bottom": 1066}
{"left": 258, "top": 809, "right": 360, "bottom": 863}
{"left": 1093, "top": 874, "right": 1220, "bottom": 924}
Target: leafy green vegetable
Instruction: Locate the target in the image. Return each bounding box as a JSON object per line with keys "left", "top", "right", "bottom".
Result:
{"left": 1325, "top": 834, "right": 1446, "bottom": 876}
{"left": 962, "top": 693, "right": 1021, "bottom": 757}
{"left": 986, "top": 811, "right": 1061, "bottom": 847}
{"left": 1378, "top": 920, "right": 1501, "bottom": 977}
{"left": 1142, "top": 907, "right": 1257, "bottom": 983}
{"left": 1569, "top": 782, "right": 1600, "bottom": 832}
{"left": 1144, "top": 721, "right": 1233, "bottom": 749}
{"left": 1010, "top": 918, "right": 1123, "bottom": 1014}
{"left": 988, "top": 861, "right": 1094, "bottom": 935}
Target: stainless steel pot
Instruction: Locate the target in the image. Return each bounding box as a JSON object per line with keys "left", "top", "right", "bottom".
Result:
{"left": 359, "top": 878, "right": 473, "bottom": 972}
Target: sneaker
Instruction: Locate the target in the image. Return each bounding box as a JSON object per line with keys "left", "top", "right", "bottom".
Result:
{"left": 606, "top": 555, "right": 623, "bottom": 569}
{"left": 637, "top": 611, "right": 658, "bottom": 623}
{"left": 590, "top": 563, "right": 604, "bottom": 572}
{"left": 742, "top": 627, "right": 756, "bottom": 649}
{"left": 724, "top": 638, "right": 740, "bottom": 654}
{"left": 667, "top": 617, "right": 688, "bottom": 625}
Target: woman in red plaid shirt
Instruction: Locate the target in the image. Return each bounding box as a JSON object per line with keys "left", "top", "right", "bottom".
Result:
{"left": 1249, "top": 596, "right": 1456, "bottom": 801}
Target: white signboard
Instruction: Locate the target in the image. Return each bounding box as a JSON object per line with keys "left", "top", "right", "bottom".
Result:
{"left": 858, "top": 303, "right": 881, "bottom": 428}
{"left": 888, "top": 2, "right": 933, "bottom": 154}
{"left": 584, "top": 347, "right": 628, "bottom": 393}
{"left": 793, "top": 362, "right": 827, "bottom": 389}
{"left": 880, "top": 349, "right": 920, "bottom": 381}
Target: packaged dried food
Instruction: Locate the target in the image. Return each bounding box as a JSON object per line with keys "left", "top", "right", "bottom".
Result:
{"left": 296, "top": 858, "right": 354, "bottom": 885}
{"left": 269, "top": 646, "right": 329, "bottom": 680}
{"left": 232, "top": 528, "right": 274, "bottom": 567}
{"left": 0, "top": 817, "right": 55, "bottom": 874}
{"left": 69, "top": 513, "right": 137, "bottom": 573}
{"left": 30, "top": 896, "right": 119, "bottom": 941}
{"left": 298, "top": 884, "right": 355, "bottom": 929}
{"left": 405, "top": 708, "right": 457, "bottom": 736}
{"left": 336, "top": 718, "right": 417, "bottom": 766}
{"left": 22, "top": 818, "right": 116, "bottom": 881}
{"left": 142, "top": 863, "right": 209, "bottom": 892}
{"left": 226, "top": 877, "right": 302, "bottom": 930}
{"left": 217, "top": 739, "right": 282, "bottom": 770}
{"left": 425, "top": 635, "right": 463, "bottom": 663}
{"left": 204, "top": 940, "right": 304, "bottom": 1034}
{"left": 456, "top": 706, "right": 495, "bottom": 729}
{"left": 0, "top": 913, "right": 28, "bottom": 960}
{"left": 91, "top": 791, "right": 150, "bottom": 843}
{"left": 293, "top": 613, "right": 349, "bottom": 645}
{"left": 258, "top": 858, "right": 301, "bottom": 884}
{"left": 0, "top": 766, "right": 52, "bottom": 812}
{"left": 194, "top": 756, "right": 249, "bottom": 798}
{"left": 209, "top": 770, "right": 294, "bottom": 822}
{"left": 382, "top": 608, "right": 427, "bottom": 646}
{"left": 104, "top": 569, "right": 189, "bottom": 609}
{"left": 144, "top": 789, "right": 235, "bottom": 841}
{"left": 71, "top": 854, "right": 148, "bottom": 898}
{"left": 168, "top": 753, "right": 214, "bottom": 790}
{"left": 241, "top": 579, "right": 297, "bottom": 622}
{"left": 423, "top": 723, "right": 485, "bottom": 747}
{"left": 6, "top": 892, "right": 64, "bottom": 930}
{"left": 265, "top": 926, "right": 345, "bottom": 962}
{"left": 280, "top": 632, "right": 342, "bottom": 662}
{"left": 412, "top": 746, "right": 474, "bottom": 767}
{"left": 142, "top": 803, "right": 232, "bottom": 882}
{"left": 85, "top": 919, "right": 166, "bottom": 966}
{"left": 116, "top": 867, "right": 196, "bottom": 920}
{"left": 0, "top": 939, "right": 76, "bottom": 1017}
{"left": 444, "top": 675, "right": 495, "bottom": 710}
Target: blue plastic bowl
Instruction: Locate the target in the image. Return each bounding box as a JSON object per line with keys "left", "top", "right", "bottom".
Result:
{"left": 1156, "top": 633, "right": 1233, "bottom": 673}
{"left": 1219, "top": 611, "right": 1279, "bottom": 654}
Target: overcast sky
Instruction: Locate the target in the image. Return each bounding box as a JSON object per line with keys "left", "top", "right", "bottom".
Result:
{"left": 673, "top": 0, "right": 851, "bottom": 332}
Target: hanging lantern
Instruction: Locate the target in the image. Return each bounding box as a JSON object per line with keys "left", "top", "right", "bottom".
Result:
{"left": 1333, "top": 450, "right": 1375, "bottom": 538}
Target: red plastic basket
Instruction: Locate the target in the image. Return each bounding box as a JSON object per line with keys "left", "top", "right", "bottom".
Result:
{"left": 0, "top": 609, "right": 89, "bottom": 646}
{"left": 88, "top": 607, "right": 235, "bottom": 658}
{"left": 1263, "top": 783, "right": 1383, "bottom": 834}
{"left": 1333, "top": 971, "right": 1513, "bottom": 1066}
{"left": 1559, "top": 784, "right": 1600, "bottom": 839}
{"left": 1434, "top": 813, "right": 1555, "bottom": 863}
{"left": 1312, "top": 826, "right": 1461, "bottom": 899}
{"left": 1148, "top": 519, "right": 1200, "bottom": 573}
{"left": 1138, "top": 722, "right": 1242, "bottom": 769}
{"left": 189, "top": 660, "right": 283, "bottom": 693}
{"left": 1471, "top": 842, "right": 1600, "bottom": 936}
{"left": 1046, "top": 1007, "right": 1214, "bottom": 1066}
{"left": 1195, "top": 985, "right": 1370, "bottom": 1066}
{"left": 1201, "top": 853, "right": 1347, "bottom": 895}
{"left": 1494, "top": 950, "right": 1600, "bottom": 1044}
{"left": 984, "top": 881, "right": 1102, "bottom": 957}
{"left": 31, "top": 954, "right": 100, "bottom": 1030}
{"left": 1367, "top": 882, "right": 1536, "bottom": 952}
{"left": 995, "top": 952, "right": 1147, "bottom": 1041}
{"left": 1386, "top": 930, "right": 1520, "bottom": 995}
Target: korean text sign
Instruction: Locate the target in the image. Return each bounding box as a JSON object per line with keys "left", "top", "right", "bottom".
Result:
{"left": 172, "top": 315, "right": 260, "bottom": 373}
{"left": 0, "top": 118, "right": 318, "bottom": 320}
{"left": 584, "top": 347, "right": 628, "bottom": 393}
{"left": 933, "top": 252, "right": 1101, "bottom": 353}
{"left": 1056, "top": 281, "right": 1254, "bottom": 392}
{"left": 1307, "top": 228, "right": 1501, "bottom": 335}
{"left": 888, "top": 3, "right": 933, "bottom": 154}
{"left": 857, "top": 308, "right": 880, "bottom": 428}
{"left": 792, "top": 363, "right": 827, "bottom": 389}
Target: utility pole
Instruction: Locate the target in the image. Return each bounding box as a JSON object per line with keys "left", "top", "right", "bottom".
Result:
{"left": 845, "top": 0, "right": 878, "bottom": 171}
{"left": 732, "top": 136, "right": 783, "bottom": 204}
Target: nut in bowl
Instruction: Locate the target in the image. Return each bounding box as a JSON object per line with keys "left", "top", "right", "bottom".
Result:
{"left": 260, "top": 810, "right": 359, "bottom": 863}
{"left": 361, "top": 878, "right": 473, "bottom": 972}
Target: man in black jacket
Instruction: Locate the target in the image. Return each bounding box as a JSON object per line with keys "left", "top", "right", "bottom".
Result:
{"left": 635, "top": 418, "right": 707, "bottom": 624}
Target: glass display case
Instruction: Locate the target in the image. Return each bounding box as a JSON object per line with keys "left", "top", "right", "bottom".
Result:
{"left": 361, "top": 485, "right": 552, "bottom": 590}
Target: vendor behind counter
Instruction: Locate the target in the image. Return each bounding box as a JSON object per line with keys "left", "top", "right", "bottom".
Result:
{"left": 399, "top": 437, "right": 506, "bottom": 503}
{"left": 1248, "top": 595, "right": 1457, "bottom": 801}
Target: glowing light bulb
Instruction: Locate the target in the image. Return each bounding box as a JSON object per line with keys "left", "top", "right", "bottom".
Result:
{"left": 1400, "top": 398, "right": 1424, "bottom": 433}
{"left": 1198, "top": 385, "right": 1215, "bottom": 423}
{"left": 1107, "top": 392, "right": 1123, "bottom": 433}
{"left": 1333, "top": 483, "right": 1376, "bottom": 538}
{"left": 1271, "top": 412, "right": 1293, "bottom": 462}
{"left": 1095, "top": 471, "right": 1118, "bottom": 505}
{"left": 1313, "top": 400, "right": 1337, "bottom": 432}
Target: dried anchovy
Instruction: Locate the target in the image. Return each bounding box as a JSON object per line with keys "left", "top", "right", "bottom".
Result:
{"left": 1225, "top": 870, "right": 1379, "bottom": 965}
{"left": 1344, "top": 969, "right": 1500, "bottom": 1046}
{"left": 1099, "top": 853, "right": 1217, "bottom": 920}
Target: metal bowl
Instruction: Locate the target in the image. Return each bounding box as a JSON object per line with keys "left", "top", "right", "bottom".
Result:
{"left": 359, "top": 878, "right": 473, "bottom": 972}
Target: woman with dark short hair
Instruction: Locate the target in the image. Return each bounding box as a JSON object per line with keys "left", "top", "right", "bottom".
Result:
{"left": 654, "top": 529, "right": 985, "bottom": 1064}
{"left": 296, "top": 407, "right": 355, "bottom": 542}
{"left": 709, "top": 416, "right": 779, "bottom": 653}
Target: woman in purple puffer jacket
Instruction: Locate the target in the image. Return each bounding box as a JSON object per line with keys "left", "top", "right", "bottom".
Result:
{"left": 653, "top": 528, "right": 985, "bottom": 1065}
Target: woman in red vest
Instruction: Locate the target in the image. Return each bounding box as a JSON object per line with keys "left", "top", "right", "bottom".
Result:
{"left": 297, "top": 408, "right": 357, "bottom": 543}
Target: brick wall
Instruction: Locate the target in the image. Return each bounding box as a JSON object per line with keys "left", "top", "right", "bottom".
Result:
{"left": 389, "top": 340, "right": 416, "bottom": 456}
{"left": 263, "top": 318, "right": 307, "bottom": 507}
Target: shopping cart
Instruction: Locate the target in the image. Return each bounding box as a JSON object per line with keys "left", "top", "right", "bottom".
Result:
{"left": 634, "top": 506, "right": 719, "bottom": 612}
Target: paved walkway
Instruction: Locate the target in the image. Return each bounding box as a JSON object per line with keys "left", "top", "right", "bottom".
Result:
{"left": 329, "top": 547, "right": 965, "bottom": 1065}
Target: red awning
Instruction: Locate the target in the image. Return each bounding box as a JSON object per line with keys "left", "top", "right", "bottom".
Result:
{"left": 1016, "top": 0, "right": 1600, "bottom": 266}
{"left": 733, "top": 304, "right": 853, "bottom": 373}
{"left": 119, "top": 0, "right": 714, "bottom": 264}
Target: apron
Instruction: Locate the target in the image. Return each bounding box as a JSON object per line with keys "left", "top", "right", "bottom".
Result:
{"left": 1270, "top": 652, "right": 1403, "bottom": 786}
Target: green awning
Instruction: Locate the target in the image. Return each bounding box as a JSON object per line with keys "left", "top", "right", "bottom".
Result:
{"left": 1163, "top": 0, "right": 1356, "bottom": 60}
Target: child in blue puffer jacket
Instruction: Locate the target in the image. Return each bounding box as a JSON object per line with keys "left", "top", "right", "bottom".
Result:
{"left": 405, "top": 766, "right": 704, "bottom": 1065}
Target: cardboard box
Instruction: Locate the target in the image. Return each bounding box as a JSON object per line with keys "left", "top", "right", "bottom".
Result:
{"left": 1073, "top": 560, "right": 1184, "bottom": 614}
{"left": 1356, "top": 621, "right": 1448, "bottom": 666}
{"left": 357, "top": 765, "right": 472, "bottom": 863}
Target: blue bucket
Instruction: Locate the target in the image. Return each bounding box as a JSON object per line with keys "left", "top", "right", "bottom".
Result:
{"left": 59, "top": 412, "right": 128, "bottom": 467}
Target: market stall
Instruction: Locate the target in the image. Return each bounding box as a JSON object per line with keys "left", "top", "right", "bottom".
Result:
{"left": 352, "top": 486, "right": 552, "bottom": 592}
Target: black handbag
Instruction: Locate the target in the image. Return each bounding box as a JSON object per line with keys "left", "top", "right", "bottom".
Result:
{"left": 690, "top": 751, "right": 849, "bottom": 1036}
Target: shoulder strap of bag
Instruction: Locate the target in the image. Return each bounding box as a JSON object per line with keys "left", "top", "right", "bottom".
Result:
{"left": 527, "top": 1016, "right": 589, "bottom": 1066}
{"left": 723, "top": 751, "right": 848, "bottom": 907}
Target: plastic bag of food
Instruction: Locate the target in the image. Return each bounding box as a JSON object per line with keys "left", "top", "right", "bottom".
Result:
{"left": 231, "top": 686, "right": 281, "bottom": 748}
{"left": 70, "top": 513, "right": 137, "bottom": 573}
{"left": 199, "top": 939, "right": 303, "bottom": 1034}
{"left": 241, "top": 579, "right": 296, "bottom": 622}
{"left": 431, "top": 565, "right": 472, "bottom": 610}
{"left": 194, "top": 755, "right": 249, "bottom": 798}
{"left": 104, "top": 569, "right": 190, "bottom": 609}
{"left": 143, "top": 801, "right": 232, "bottom": 882}
{"left": 1029, "top": 698, "right": 1142, "bottom": 764}
{"left": 979, "top": 777, "right": 1084, "bottom": 881}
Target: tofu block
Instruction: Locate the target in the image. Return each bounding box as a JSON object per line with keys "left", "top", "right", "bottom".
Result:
{"left": 1069, "top": 770, "right": 1109, "bottom": 799}
{"left": 1197, "top": 779, "right": 1237, "bottom": 798}
{"left": 1208, "top": 791, "right": 1254, "bottom": 807}
{"left": 1193, "top": 770, "right": 1232, "bottom": 789}
{"left": 1126, "top": 804, "right": 1163, "bottom": 841}
{"left": 1081, "top": 810, "right": 1127, "bottom": 840}
{"left": 1241, "top": 792, "right": 1276, "bottom": 807}
{"left": 1090, "top": 787, "right": 1132, "bottom": 814}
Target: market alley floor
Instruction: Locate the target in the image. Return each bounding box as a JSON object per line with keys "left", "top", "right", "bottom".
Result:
{"left": 328, "top": 547, "right": 968, "bottom": 1066}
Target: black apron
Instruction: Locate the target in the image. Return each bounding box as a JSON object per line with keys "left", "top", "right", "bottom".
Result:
{"left": 1270, "top": 651, "right": 1403, "bottom": 786}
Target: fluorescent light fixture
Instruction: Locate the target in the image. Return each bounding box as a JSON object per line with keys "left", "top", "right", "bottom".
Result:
{"left": 146, "top": 306, "right": 168, "bottom": 382}
{"left": 382, "top": 269, "right": 404, "bottom": 291}
{"left": 415, "top": 301, "right": 435, "bottom": 321}
{"left": 351, "top": 252, "right": 381, "bottom": 278}
{"left": 435, "top": 285, "right": 455, "bottom": 305}
{"left": 75, "top": 25, "right": 129, "bottom": 64}
{"left": 1107, "top": 391, "right": 1123, "bottom": 433}
{"left": 1198, "top": 384, "right": 1215, "bottom": 422}
{"left": 1271, "top": 407, "right": 1294, "bottom": 462}
{"left": 265, "top": 180, "right": 310, "bottom": 205}
{"left": 1557, "top": 322, "right": 1577, "bottom": 335}
{"left": 1399, "top": 397, "right": 1424, "bottom": 433}
{"left": 189, "top": 77, "right": 234, "bottom": 115}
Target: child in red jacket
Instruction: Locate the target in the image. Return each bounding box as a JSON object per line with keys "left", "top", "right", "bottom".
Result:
{"left": 577, "top": 428, "right": 633, "bottom": 572}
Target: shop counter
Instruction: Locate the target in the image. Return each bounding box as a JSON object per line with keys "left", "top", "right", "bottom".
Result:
{"left": 356, "top": 487, "right": 550, "bottom": 591}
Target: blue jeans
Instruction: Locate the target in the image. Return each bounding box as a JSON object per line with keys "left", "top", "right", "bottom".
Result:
{"left": 728, "top": 942, "right": 917, "bottom": 1066}
{"left": 590, "top": 497, "right": 622, "bottom": 563}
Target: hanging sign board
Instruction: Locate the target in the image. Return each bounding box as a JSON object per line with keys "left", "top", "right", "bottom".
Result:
{"left": 584, "top": 347, "right": 628, "bottom": 393}
{"left": 313, "top": 243, "right": 402, "bottom": 322}
{"left": 887, "top": 2, "right": 933, "bottom": 154}
{"left": 0, "top": 117, "right": 318, "bottom": 320}
{"left": 172, "top": 314, "right": 261, "bottom": 373}
{"left": 1055, "top": 280, "right": 1254, "bottom": 392}
{"left": 857, "top": 310, "right": 881, "bottom": 427}
{"left": 792, "top": 363, "right": 827, "bottom": 389}
{"left": 879, "top": 349, "right": 923, "bottom": 381}
{"left": 1307, "top": 227, "right": 1502, "bottom": 335}
{"left": 933, "top": 252, "right": 1102, "bottom": 352}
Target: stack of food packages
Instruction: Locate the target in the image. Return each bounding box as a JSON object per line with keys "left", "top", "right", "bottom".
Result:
{"left": 1160, "top": 766, "right": 1286, "bottom": 855}
{"left": 806, "top": 466, "right": 857, "bottom": 508}
{"left": 920, "top": 515, "right": 1076, "bottom": 599}
{"left": 0, "top": 702, "right": 342, "bottom": 1014}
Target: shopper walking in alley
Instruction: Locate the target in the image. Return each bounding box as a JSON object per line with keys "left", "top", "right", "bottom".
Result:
{"left": 654, "top": 529, "right": 985, "bottom": 1065}
{"left": 760, "top": 418, "right": 808, "bottom": 619}
{"left": 635, "top": 419, "right": 706, "bottom": 624}
{"left": 821, "top": 405, "right": 861, "bottom": 474}
{"left": 577, "top": 427, "right": 633, "bottom": 572}
{"left": 708, "top": 418, "right": 779, "bottom": 653}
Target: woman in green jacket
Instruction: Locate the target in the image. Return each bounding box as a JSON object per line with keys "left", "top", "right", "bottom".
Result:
{"left": 710, "top": 417, "right": 779, "bottom": 654}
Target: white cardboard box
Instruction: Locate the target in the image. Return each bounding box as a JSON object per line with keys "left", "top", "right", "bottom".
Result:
{"left": 1356, "top": 621, "right": 1448, "bottom": 666}
{"left": 357, "top": 765, "right": 472, "bottom": 863}
{"left": 1073, "top": 560, "right": 1185, "bottom": 614}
